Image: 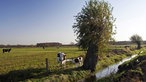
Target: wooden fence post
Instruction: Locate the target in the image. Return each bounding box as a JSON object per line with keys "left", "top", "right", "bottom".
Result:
{"left": 46, "top": 58, "right": 49, "bottom": 72}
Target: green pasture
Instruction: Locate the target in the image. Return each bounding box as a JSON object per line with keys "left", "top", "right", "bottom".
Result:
{"left": 0, "top": 46, "right": 141, "bottom": 82}
{"left": 0, "top": 46, "right": 85, "bottom": 75}
{"left": 0, "top": 46, "right": 89, "bottom": 82}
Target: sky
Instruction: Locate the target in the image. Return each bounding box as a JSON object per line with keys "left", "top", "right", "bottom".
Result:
{"left": 0, "top": 0, "right": 146, "bottom": 45}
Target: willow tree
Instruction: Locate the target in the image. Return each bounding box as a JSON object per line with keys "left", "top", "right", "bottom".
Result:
{"left": 130, "top": 34, "right": 143, "bottom": 49}
{"left": 73, "top": 0, "right": 115, "bottom": 72}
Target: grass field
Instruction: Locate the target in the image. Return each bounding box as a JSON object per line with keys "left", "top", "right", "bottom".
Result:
{"left": 0, "top": 46, "right": 85, "bottom": 74}
{"left": 0, "top": 46, "right": 139, "bottom": 82}
{"left": 0, "top": 46, "right": 88, "bottom": 82}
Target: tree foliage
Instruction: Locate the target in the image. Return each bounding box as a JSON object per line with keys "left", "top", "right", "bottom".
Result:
{"left": 73, "top": 0, "right": 115, "bottom": 53}
{"left": 130, "top": 34, "right": 143, "bottom": 49}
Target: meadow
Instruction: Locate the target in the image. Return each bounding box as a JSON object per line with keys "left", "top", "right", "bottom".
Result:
{"left": 0, "top": 46, "right": 88, "bottom": 82}
{"left": 0, "top": 46, "right": 139, "bottom": 82}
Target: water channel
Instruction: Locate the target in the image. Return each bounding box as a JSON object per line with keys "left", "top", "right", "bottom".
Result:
{"left": 78, "top": 54, "right": 138, "bottom": 82}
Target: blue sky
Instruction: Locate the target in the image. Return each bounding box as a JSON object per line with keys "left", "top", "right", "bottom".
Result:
{"left": 0, "top": 0, "right": 146, "bottom": 45}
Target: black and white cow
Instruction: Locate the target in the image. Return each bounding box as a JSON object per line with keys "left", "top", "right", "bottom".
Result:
{"left": 72, "top": 56, "right": 83, "bottom": 67}
{"left": 57, "top": 52, "right": 66, "bottom": 65}
{"left": 3, "top": 48, "right": 11, "bottom": 53}
{"left": 65, "top": 55, "right": 84, "bottom": 67}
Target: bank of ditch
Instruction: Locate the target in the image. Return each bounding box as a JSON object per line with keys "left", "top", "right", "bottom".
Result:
{"left": 97, "top": 49, "right": 146, "bottom": 82}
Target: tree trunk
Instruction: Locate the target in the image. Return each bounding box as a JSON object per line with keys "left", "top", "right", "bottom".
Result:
{"left": 137, "top": 42, "right": 141, "bottom": 49}
{"left": 82, "top": 43, "right": 98, "bottom": 72}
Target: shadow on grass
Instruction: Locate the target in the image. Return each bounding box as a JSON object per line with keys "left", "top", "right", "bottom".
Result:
{"left": 0, "top": 67, "right": 84, "bottom": 82}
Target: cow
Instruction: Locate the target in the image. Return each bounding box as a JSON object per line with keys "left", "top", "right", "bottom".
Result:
{"left": 57, "top": 52, "right": 66, "bottom": 65}
{"left": 71, "top": 56, "right": 83, "bottom": 67}
{"left": 64, "top": 55, "right": 84, "bottom": 67}
{"left": 3, "top": 48, "right": 11, "bottom": 53}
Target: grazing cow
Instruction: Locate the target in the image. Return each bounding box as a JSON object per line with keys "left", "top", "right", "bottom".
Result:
{"left": 3, "top": 48, "right": 11, "bottom": 53}
{"left": 57, "top": 52, "right": 66, "bottom": 65}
